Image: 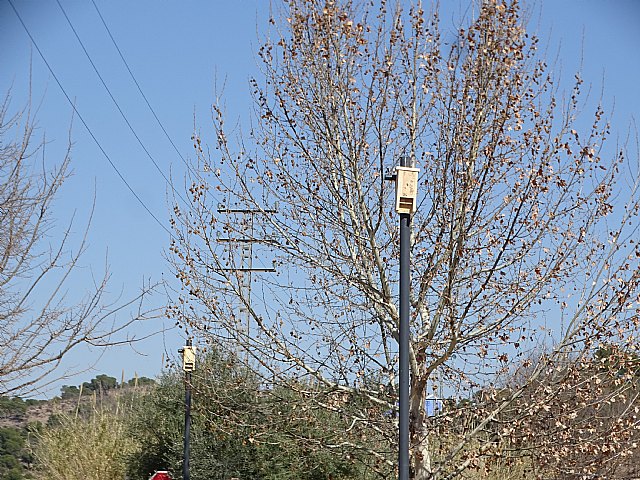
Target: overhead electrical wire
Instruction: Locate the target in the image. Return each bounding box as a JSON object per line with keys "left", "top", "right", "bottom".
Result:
{"left": 90, "top": 1, "right": 276, "bottom": 276}
{"left": 7, "top": 0, "right": 173, "bottom": 237}
{"left": 89, "top": 0, "right": 194, "bottom": 176}
{"left": 88, "top": 1, "right": 280, "bottom": 277}
{"left": 54, "top": 0, "right": 191, "bottom": 208}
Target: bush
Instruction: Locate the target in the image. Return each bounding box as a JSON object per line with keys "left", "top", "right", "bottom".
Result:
{"left": 33, "top": 406, "right": 135, "bottom": 480}
{"left": 127, "top": 349, "right": 380, "bottom": 480}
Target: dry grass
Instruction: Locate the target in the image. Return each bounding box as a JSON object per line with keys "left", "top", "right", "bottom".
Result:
{"left": 33, "top": 398, "right": 136, "bottom": 480}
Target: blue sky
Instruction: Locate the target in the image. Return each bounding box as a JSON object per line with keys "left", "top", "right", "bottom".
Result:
{"left": 1, "top": 0, "right": 638, "bottom": 397}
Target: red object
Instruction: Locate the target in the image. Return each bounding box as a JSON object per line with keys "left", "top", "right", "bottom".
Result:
{"left": 150, "top": 472, "right": 171, "bottom": 480}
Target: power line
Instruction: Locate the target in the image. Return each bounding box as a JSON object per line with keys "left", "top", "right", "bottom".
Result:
{"left": 7, "top": 0, "right": 173, "bottom": 237}
{"left": 90, "top": 0, "right": 195, "bottom": 177}
{"left": 54, "top": 0, "right": 190, "bottom": 208}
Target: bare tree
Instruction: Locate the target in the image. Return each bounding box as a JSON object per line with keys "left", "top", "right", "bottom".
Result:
{"left": 0, "top": 93, "right": 157, "bottom": 397}
{"left": 169, "top": 1, "right": 640, "bottom": 478}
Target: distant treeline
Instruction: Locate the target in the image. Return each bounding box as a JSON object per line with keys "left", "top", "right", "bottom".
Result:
{"left": 60, "top": 374, "right": 156, "bottom": 399}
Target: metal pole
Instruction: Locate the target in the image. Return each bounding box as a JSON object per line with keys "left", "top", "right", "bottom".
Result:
{"left": 385, "top": 155, "right": 418, "bottom": 479}
{"left": 183, "top": 338, "right": 192, "bottom": 480}
{"left": 399, "top": 156, "right": 410, "bottom": 480}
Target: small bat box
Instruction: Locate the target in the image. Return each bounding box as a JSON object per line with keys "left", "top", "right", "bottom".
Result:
{"left": 395, "top": 166, "right": 420, "bottom": 214}
{"left": 182, "top": 345, "right": 196, "bottom": 372}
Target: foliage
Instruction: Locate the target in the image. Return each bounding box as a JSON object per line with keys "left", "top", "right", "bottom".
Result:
{"left": 128, "top": 349, "right": 380, "bottom": 479}
{"left": 252, "top": 383, "right": 390, "bottom": 479}
{"left": 439, "top": 348, "right": 640, "bottom": 479}
{"left": 0, "top": 426, "right": 33, "bottom": 480}
{"left": 58, "top": 386, "right": 80, "bottom": 401}
{"left": 60, "top": 374, "right": 155, "bottom": 399}
{"left": 0, "top": 399, "right": 26, "bottom": 420}
{"left": 168, "top": 0, "right": 640, "bottom": 478}
{"left": 127, "top": 376, "right": 156, "bottom": 388}
{"left": 81, "top": 374, "right": 118, "bottom": 394}
{"left": 33, "top": 406, "right": 135, "bottom": 480}
{"left": 127, "top": 351, "right": 271, "bottom": 480}
{"left": 504, "top": 352, "right": 640, "bottom": 479}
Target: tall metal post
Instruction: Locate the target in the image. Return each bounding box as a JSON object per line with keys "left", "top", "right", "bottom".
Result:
{"left": 387, "top": 156, "right": 419, "bottom": 480}
{"left": 398, "top": 156, "right": 411, "bottom": 480}
{"left": 182, "top": 339, "right": 194, "bottom": 480}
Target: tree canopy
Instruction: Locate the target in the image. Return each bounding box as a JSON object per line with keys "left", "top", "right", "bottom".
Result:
{"left": 169, "top": 0, "right": 640, "bottom": 478}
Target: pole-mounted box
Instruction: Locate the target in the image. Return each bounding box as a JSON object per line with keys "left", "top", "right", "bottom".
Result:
{"left": 181, "top": 345, "right": 196, "bottom": 372}
{"left": 394, "top": 166, "right": 420, "bottom": 214}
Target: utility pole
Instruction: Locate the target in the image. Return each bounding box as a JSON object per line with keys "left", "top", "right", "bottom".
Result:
{"left": 180, "top": 340, "right": 196, "bottom": 480}
{"left": 387, "top": 156, "right": 419, "bottom": 480}
{"left": 217, "top": 206, "right": 276, "bottom": 353}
